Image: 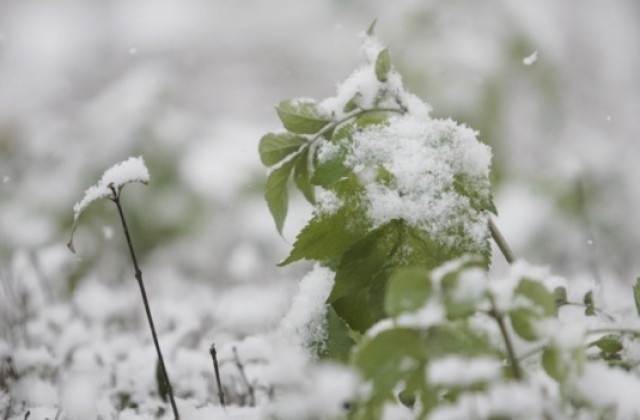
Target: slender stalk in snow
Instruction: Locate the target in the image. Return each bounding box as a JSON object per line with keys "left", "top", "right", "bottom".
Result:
{"left": 110, "top": 186, "right": 180, "bottom": 420}
{"left": 209, "top": 343, "right": 226, "bottom": 407}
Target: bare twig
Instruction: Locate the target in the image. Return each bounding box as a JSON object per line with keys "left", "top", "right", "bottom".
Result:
{"left": 209, "top": 344, "right": 226, "bottom": 407}
{"left": 233, "top": 346, "right": 255, "bottom": 406}
{"left": 110, "top": 186, "right": 180, "bottom": 420}
{"left": 489, "top": 218, "right": 516, "bottom": 264}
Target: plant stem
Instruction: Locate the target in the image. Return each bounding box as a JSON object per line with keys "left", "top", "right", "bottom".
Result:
{"left": 488, "top": 305, "right": 522, "bottom": 380}
{"left": 209, "top": 344, "right": 226, "bottom": 407}
{"left": 110, "top": 187, "right": 180, "bottom": 420}
{"left": 486, "top": 218, "right": 522, "bottom": 379}
{"left": 489, "top": 218, "right": 516, "bottom": 264}
{"left": 233, "top": 346, "right": 255, "bottom": 406}
{"left": 588, "top": 327, "right": 640, "bottom": 337}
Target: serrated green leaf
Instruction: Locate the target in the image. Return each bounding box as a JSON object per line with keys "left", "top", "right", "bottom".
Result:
{"left": 589, "top": 335, "right": 623, "bottom": 354}
{"left": 634, "top": 278, "right": 640, "bottom": 318}
{"left": 330, "top": 223, "right": 399, "bottom": 331}
{"left": 279, "top": 200, "right": 370, "bottom": 266}
{"left": 375, "top": 48, "right": 391, "bottom": 82}
{"left": 453, "top": 173, "right": 496, "bottom": 214}
{"left": 509, "top": 308, "right": 539, "bottom": 341}
{"left": 265, "top": 157, "right": 296, "bottom": 234}
{"left": 276, "top": 100, "right": 332, "bottom": 134}
{"left": 385, "top": 267, "right": 431, "bottom": 317}
{"left": 329, "top": 223, "right": 396, "bottom": 303}
{"left": 515, "top": 278, "right": 556, "bottom": 317}
{"left": 293, "top": 147, "right": 314, "bottom": 203}
{"left": 258, "top": 132, "right": 306, "bottom": 166}
{"left": 542, "top": 346, "right": 569, "bottom": 382}
{"left": 320, "top": 306, "right": 356, "bottom": 362}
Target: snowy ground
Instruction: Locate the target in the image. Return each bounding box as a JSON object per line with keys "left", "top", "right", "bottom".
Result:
{"left": 1, "top": 1, "right": 640, "bottom": 419}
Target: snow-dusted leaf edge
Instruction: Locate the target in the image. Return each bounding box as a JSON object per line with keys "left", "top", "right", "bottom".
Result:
{"left": 67, "top": 156, "right": 150, "bottom": 253}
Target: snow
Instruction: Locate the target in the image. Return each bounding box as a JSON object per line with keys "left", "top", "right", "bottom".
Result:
{"left": 427, "top": 356, "right": 502, "bottom": 387}
{"left": 72, "top": 156, "right": 150, "bottom": 222}
{"left": 315, "top": 188, "right": 343, "bottom": 216}
{"left": 523, "top": 50, "right": 539, "bottom": 65}
{"left": 576, "top": 362, "right": 640, "bottom": 418}
{"left": 347, "top": 115, "right": 492, "bottom": 250}
{"left": 2, "top": 2, "right": 640, "bottom": 419}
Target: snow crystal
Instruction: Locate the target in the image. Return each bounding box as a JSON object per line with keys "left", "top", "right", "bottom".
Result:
{"left": 347, "top": 115, "right": 492, "bottom": 250}
{"left": 315, "top": 188, "right": 343, "bottom": 216}
{"left": 316, "top": 139, "right": 341, "bottom": 163}
{"left": 72, "top": 156, "right": 150, "bottom": 223}
{"left": 523, "top": 50, "right": 538, "bottom": 65}
{"left": 428, "top": 356, "right": 501, "bottom": 387}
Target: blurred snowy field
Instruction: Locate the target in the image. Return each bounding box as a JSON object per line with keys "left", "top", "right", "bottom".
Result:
{"left": 1, "top": 1, "right": 639, "bottom": 419}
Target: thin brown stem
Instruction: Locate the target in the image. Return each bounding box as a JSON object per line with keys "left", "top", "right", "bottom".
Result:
{"left": 488, "top": 305, "right": 522, "bottom": 380}
{"left": 209, "top": 344, "right": 226, "bottom": 407}
{"left": 110, "top": 186, "right": 180, "bottom": 420}
{"left": 489, "top": 218, "right": 516, "bottom": 264}
{"left": 233, "top": 346, "right": 255, "bottom": 406}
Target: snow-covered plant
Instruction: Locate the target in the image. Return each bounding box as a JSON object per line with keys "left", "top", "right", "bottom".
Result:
{"left": 260, "top": 25, "right": 640, "bottom": 419}
{"left": 68, "top": 157, "right": 181, "bottom": 420}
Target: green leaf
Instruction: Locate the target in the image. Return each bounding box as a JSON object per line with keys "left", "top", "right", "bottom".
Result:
{"left": 366, "top": 19, "right": 377, "bottom": 36}
{"left": 583, "top": 290, "right": 594, "bottom": 306}
{"left": 554, "top": 286, "right": 568, "bottom": 307}
{"left": 375, "top": 48, "right": 391, "bottom": 82}
{"left": 509, "top": 308, "right": 539, "bottom": 341}
{"left": 293, "top": 147, "right": 315, "bottom": 203}
{"left": 279, "top": 200, "right": 370, "bottom": 266}
{"left": 439, "top": 258, "right": 487, "bottom": 320}
{"left": 542, "top": 345, "right": 569, "bottom": 382}
{"left": 453, "top": 173, "right": 496, "bottom": 214}
{"left": 276, "top": 100, "right": 332, "bottom": 134}
{"left": 265, "top": 157, "right": 296, "bottom": 234}
{"left": 589, "top": 335, "right": 623, "bottom": 354}
{"left": 515, "top": 278, "right": 556, "bottom": 317}
{"left": 320, "top": 306, "right": 356, "bottom": 362}
{"left": 634, "top": 278, "right": 640, "bottom": 318}
{"left": 423, "top": 324, "right": 494, "bottom": 358}
{"left": 353, "top": 328, "right": 424, "bottom": 397}
{"left": 343, "top": 93, "right": 361, "bottom": 113}
{"left": 258, "top": 132, "right": 306, "bottom": 166}
{"left": 156, "top": 359, "right": 168, "bottom": 402}
{"left": 330, "top": 224, "right": 399, "bottom": 332}
{"left": 311, "top": 153, "right": 350, "bottom": 187}
{"left": 385, "top": 267, "right": 432, "bottom": 317}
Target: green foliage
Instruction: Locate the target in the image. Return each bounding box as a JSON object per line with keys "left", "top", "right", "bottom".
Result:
{"left": 385, "top": 267, "right": 431, "bottom": 316}
{"left": 264, "top": 157, "right": 297, "bottom": 234}
{"left": 276, "top": 100, "right": 332, "bottom": 134}
{"left": 375, "top": 48, "right": 391, "bottom": 82}
{"left": 259, "top": 28, "right": 640, "bottom": 419}
{"left": 259, "top": 132, "right": 307, "bottom": 167}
